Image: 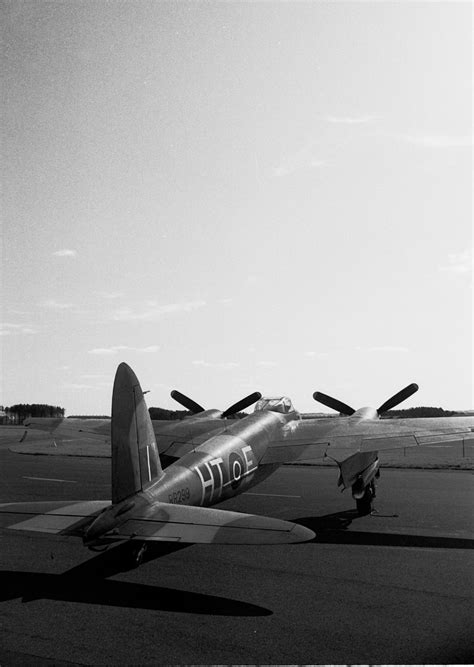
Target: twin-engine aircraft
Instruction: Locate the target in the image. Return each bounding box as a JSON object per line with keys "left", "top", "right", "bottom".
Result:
{"left": 1, "top": 363, "right": 473, "bottom": 567}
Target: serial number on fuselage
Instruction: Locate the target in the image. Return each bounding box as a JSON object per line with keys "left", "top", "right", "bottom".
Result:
{"left": 168, "top": 488, "right": 191, "bottom": 504}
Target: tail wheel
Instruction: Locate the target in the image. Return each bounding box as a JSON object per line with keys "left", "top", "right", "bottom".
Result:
{"left": 129, "top": 542, "right": 147, "bottom": 568}
{"left": 356, "top": 483, "right": 374, "bottom": 516}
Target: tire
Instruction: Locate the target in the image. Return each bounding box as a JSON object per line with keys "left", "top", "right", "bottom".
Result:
{"left": 356, "top": 485, "right": 374, "bottom": 516}
{"left": 129, "top": 542, "right": 147, "bottom": 568}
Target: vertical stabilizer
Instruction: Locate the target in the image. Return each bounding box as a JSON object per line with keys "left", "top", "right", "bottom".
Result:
{"left": 111, "top": 363, "right": 163, "bottom": 504}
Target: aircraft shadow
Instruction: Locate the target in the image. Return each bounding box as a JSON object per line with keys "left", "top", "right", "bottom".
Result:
{"left": 0, "top": 543, "right": 272, "bottom": 616}
{"left": 294, "top": 510, "right": 474, "bottom": 550}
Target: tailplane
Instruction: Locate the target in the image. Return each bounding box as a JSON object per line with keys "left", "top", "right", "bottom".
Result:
{"left": 111, "top": 363, "right": 162, "bottom": 504}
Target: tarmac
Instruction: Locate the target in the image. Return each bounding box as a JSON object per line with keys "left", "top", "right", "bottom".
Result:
{"left": 0, "top": 430, "right": 473, "bottom": 664}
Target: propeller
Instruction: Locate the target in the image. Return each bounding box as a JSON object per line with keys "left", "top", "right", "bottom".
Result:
{"left": 376, "top": 383, "right": 419, "bottom": 414}
{"left": 312, "top": 392, "right": 355, "bottom": 416}
{"left": 221, "top": 392, "right": 262, "bottom": 418}
{"left": 170, "top": 390, "right": 262, "bottom": 418}
{"left": 170, "top": 390, "right": 205, "bottom": 414}
{"left": 313, "top": 383, "right": 419, "bottom": 416}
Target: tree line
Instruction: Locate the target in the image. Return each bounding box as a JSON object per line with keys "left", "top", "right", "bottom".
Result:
{"left": 385, "top": 406, "right": 458, "bottom": 418}
{"left": 5, "top": 403, "right": 65, "bottom": 417}
{"left": 4, "top": 404, "right": 65, "bottom": 423}
{"left": 1, "top": 403, "right": 464, "bottom": 423}
{"left": 67, "top": 406, "right": 464, "bottom": 420}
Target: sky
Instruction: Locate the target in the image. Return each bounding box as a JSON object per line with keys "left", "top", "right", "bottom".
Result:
{"left": 1, "top": 1, "right": 472, "bottom": 415}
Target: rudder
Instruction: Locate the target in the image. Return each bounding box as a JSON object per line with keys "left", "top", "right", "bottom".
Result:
{"left": 111, "top": 363, "right": 163, "bottom": 504}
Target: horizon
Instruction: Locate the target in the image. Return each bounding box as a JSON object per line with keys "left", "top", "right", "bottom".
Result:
{"left": 2, "top": 398, "right": 474, "bottom": 419}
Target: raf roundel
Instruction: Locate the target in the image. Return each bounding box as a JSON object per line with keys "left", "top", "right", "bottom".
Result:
{"left": 229, "top": 450, "right": 245, "bottom": 489}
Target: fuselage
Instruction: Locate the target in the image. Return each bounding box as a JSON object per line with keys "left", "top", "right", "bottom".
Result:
{"left": 84, "top": 408, "right": 289, "bottom": 545}
{"left": 153, "top": 409, "right": 286, "bottom": 505}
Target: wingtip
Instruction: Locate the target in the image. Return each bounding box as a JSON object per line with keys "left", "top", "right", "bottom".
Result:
{"left": 290, "top": 523, "right": 316, "bottom": 543}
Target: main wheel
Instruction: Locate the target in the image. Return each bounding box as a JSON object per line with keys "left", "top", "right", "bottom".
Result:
{"left": 356, "top": 484, "right": 374, "bottom": 515}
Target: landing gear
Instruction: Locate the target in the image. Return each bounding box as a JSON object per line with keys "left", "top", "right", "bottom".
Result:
{"left": 355, "top": 480, "right": 376, "bottom": 516}
{"left": 129, "top": 541, "right": 147, "bottom": 568}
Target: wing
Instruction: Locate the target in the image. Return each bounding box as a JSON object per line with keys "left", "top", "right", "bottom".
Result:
{"left": 23, "top": 418, "right": 111, "bottom": 438}
{"left": 261, "top": 416, "right": 474, "bottom": 464}
{"left": 11, "top": 418, "right": 112, "bottom": 457}
{"left": 92, "top": 502, "right": 314, "bottom": 544}
{"left": 0, "top": 501, "right": 314, "bottom": 545}
{"left": 17, "top": 417, "right": 227, "bottom": 461}
{"left": 152, "top": 418, "right": 228, "bottom": 460}
{"left": 0, "top": 501, "right": 110, "bottom": 535}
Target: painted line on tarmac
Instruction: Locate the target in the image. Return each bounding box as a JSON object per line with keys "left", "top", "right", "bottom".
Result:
{"left": 22, "top": 476, "right": 78, "bottom": 483}
{"left": 244, "top": 492, "right": 301, "bottom": 498}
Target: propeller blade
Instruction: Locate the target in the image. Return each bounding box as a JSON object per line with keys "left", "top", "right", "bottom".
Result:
{"left": 170, "top": 390, "right": 205, "bottom": 414}
{"left": 221, "top": 392, "right": 263, "bottom": 419}
{"left": 312, "top": 391, "right": 355, "bottom": 416}
{"left": 377, "top": 383, "right": 419, "bottom": 414}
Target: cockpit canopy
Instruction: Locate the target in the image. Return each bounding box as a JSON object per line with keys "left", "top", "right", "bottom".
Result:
{"left": 254, "top": 396, "right": 296, "bottom": 414}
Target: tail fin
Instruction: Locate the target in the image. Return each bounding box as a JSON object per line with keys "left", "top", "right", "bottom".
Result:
{"left": 111, "top": 363, "right": 163, "bottom": 504}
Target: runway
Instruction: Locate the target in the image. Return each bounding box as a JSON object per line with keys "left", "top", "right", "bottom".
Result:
{"left": 0, "top": 444, "right": 473, "bottom": 665}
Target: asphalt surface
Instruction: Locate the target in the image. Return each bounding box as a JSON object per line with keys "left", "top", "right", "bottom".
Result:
{"left": 0, "top": 442, "right": 473, "bottom": 665}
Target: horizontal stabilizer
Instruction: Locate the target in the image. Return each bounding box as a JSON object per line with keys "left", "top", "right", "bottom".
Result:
{"left": 0, "top": 501, "right": 110, "bottom": 535}
{"left": 100, "top": 502, "right": 315, "bottom": 545}
{"left": 0, "top": 500, "right": 314, "bottom": 544}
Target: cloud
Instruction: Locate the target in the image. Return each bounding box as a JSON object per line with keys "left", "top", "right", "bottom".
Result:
{"left": 273, "top": 145, "right": 325, "bottom": 178}
{"left": 52, "top": 249, "right": 77, "bottom": 257}
{"left": 41, "top": 299, "right": 75, "bottom": 310}
{"left": 325, "top": 114, "right": 379, "bottom": 124}
{"left": 358, "top": 346, "right": 409, "bottom": 353}
{"left": 89, "top": 345, "right": 160, "bottom": 355}
{"left": 0, "top": 322, "right": 38, "bottom": 336}
{"left": 396, "top": 133, "right": 473, "bottom": 148}
{"left": 113, "top": 301, "right": 206, "bottom": 321}
{"left": 256, "top": 361, "right": 278, "bottom": 367}
{"left": 63, "top": 383, "right": 96, "bottom": 390}
{"left": 7, "top": 309, "right": 32, "bottom": 316}
{"left": 95, "top": 291, "right": 124, "bottom": 299}
{"left": 192, "top": 360, "right": 239, "bottom": 371}
{"left": 39, "top": 299, "right": 89, "bottom": 316}
{"left": 439, "top": 250, "right": 472, "bottom": 275}
{"left": 306, "top": 351, "right": 330, "bottom": 360}
{"left": 89, "top": 346, "right": 127, "bottom": 356}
